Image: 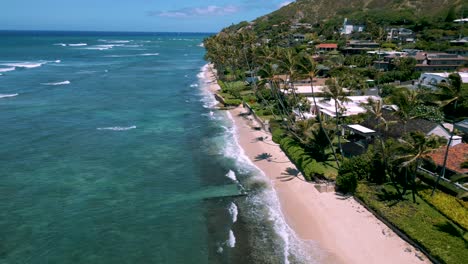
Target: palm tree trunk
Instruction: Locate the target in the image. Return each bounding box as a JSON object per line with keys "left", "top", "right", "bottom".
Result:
{"left": 335, "top": 101, "right": 343, "bottom": 156}
{"left": 432, "top": 100, "right": 458, "bottom": 196}
{"left": 309, "top": 77, "right": 340, "bottom": 169}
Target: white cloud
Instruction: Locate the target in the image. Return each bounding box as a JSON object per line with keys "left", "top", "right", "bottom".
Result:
{"left": 279, "top": 1, "right": 293, "bottom": 8}
{"left": 149, "top": 5, "right": 240, "bottom": 18}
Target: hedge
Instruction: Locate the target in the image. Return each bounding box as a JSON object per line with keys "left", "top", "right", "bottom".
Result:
{"left": 277, "top": 136, "right": 330, "bottom": 181}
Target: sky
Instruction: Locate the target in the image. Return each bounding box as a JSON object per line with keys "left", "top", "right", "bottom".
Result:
{"left": 0, "top": 0, "right": 294, "bottom": 33}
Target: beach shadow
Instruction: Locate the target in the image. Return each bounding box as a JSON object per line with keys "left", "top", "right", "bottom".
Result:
{"left": 254, "top": 153, "right": 273, "bottom": 162}
{"left": 278, "top": 167, "right": 307, "bottom": 182}
{"left": 251, "top": 136, "right": 265, "bottom": 143}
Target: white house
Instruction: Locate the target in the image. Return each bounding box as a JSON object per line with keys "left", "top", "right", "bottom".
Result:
{"left": 418, "top": 72, "right": 468, "bottom": 88}
{"left": 307, "top": 96, "right": 381, "bottom": 119}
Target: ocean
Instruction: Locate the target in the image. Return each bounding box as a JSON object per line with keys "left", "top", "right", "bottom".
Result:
{"left": 0, "top": 31, "right": 311, "bottom": 263}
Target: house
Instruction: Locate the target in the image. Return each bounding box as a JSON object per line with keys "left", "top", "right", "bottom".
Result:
{"left": 292, "top": 34, "right": 306, "bottom": 42}
{"left": 343, "top": 40, "right": 380, "bottom": 54}
{"left": 307, "top": 96, "right": 381, "bottom": 119}
{"left": 315, "top": 43, "right": 338, "bottom": 52}
{"left": 418, "top": 72, "right": 468, "bottom": 88}
{"left": 387, "top": 28, "right": 415, "bottom": 43}
{"left": 341, "top": 18, "right": 365, "bottom": 35}
{"left": 426, "top": 143, "right": 468, "bottom": 176}
{"left": 362, "top": 109, "right": 461, "bottom": 145}
{"left": 342, "top": 124, "right": 378, "bottom": 157}
{"left": 291, "top": 23, "right": 312, "bottom": 30}
{"left": 455, "top": 119, "right": 468, "bottom": 134}
{"left": 413, "top": 52, "right": 467, "bottom": 72}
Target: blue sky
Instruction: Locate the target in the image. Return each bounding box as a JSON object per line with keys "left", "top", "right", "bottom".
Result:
{"left": 1, "top": 0, "right": 293, "bottom": 32}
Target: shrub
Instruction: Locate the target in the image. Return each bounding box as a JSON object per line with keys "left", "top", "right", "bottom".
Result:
{"left": 338, "top": 155, "right": 371, "bottom": 181}
{"left": 336, "top": 172, "right": 358, "bottom": 193}
{"left": 224, "top": 99, "right": 242, "bottom": 106}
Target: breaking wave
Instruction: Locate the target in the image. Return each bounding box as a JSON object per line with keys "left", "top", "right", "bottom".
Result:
{"left": 41, "top": 81, "right": 71, "bottom": 86}
{"left": 228, "top": 202, "right": 238, "bottom": 224}
{"left": 2, "top": 62, "right": 45, "bottom": 69}
{"left": 97, "top": 126, "right": 137, "bottom": 131}
{"left": 227, "top": 230, "right": 236, "bottom": 248}
{"left": 0, "top": 67, "right": 16, "bottom": 72}
{"left": 0, "top": 93, "right": 18, "bottom": 99}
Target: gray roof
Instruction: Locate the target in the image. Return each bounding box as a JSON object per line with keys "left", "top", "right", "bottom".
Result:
{"left": 455, "top": 119, "right": 468, "bottom": 133}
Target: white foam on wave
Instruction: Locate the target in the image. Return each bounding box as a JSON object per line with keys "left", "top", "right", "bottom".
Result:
{"left": 227, "top": 230, "right": 236, "bottom": 248}
{"left": 0, "top": 93, "right": 18, "bottom": 99}
{"left": 54, "top": 43, "right": 67, "bottom": 47}
{"left": 68, "top": 43, "right": 87, "bottom": 47}
{"left": 97, "top": 125, "right": 136, "bottom": 131}
{"left": 54, "top": 60, "right": 61, "bottom": 63}
{"left": 2, "top": 62, "right": 44, "bottom": 69}
{"left": 41, "top": 80, "right": 70, "bottom": 86}
{"left": 225, "top": 170, "right": 237, "bottom": 182}
{"left": 190, "top": 83, "right": 198, "bottom": 88}
{"left": 139, "top": 53, "right": 159, "bottom": 56}
{"left": 99, "top": 39, "right": 132, "bottom": 43}
{"left": 0, "top": 67, "right": 16, "bottom": 72}
{"left": 228, "top": 202, "right": 238, "bottom": 223}
{"left": 198, "top": 43, "right": 205, "bottom": 48}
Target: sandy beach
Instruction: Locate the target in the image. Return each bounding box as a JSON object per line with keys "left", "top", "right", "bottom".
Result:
{"left": 204, "top": 64, "right": 429, "bottom": 264}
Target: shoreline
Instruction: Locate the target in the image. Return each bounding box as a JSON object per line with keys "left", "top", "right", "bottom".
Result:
{"left": 203, "top": 64, "right": 430, "bottom": 264}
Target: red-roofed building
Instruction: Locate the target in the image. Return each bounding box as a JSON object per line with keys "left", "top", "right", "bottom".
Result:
{"left": 426, "top": 143, "right": 468, "bottom": 175}
{"left": 316, "top": 43, "right": 338, "bottom": 52}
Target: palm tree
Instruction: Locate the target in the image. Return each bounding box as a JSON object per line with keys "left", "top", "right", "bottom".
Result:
{"left": 432, "top": 73, "right": 463, "bottom": 195}
{"left": 394, "top": 132, "right": 443, "bottom": 203}
{"left": 362, "top": 98, "right": 402, "bottom": 196}
{"left": 323, "top": 77, "right": 351, "bottom": 157}
{"left": 297, "top": 54, "right": 340, "bottom": 167}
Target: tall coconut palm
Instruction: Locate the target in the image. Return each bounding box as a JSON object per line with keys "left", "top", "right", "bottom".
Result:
{"left": 394, "top": 132, "right": 443, "bottom": 203}
{"left": 297, "top": 54, "right": 340, "bottom": 167}
{"left": 362, "top": 98, "right": 402, "bottom": 196}
{"left": 323, "top": 77, "right": 351, "bottom": 157}
{"left": 432, "top": 73, "right": 463, "bottom": 195}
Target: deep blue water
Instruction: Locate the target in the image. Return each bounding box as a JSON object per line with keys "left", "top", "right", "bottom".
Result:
{"left": 0, "top": 31, "right": 311, "bottom": 263}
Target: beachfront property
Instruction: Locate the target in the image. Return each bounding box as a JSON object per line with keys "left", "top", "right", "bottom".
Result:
{"left": 307, "top": 95, "right": 380, "bottom": 119}
{"left": 418, "top": 71, "right": 468, "bottom": 88}
{"left": 419, "top": 143, "right": 468, "bottom": 193}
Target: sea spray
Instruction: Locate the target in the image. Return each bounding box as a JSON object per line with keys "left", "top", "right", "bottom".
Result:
{"left": 228, "top": 202, "right": 238, "bottom": 224}
{"left": 227, "top": 230, "right": 236, "bottom": 248}
{"left": 225, "top": 170, "right": 238, "bottom": 182}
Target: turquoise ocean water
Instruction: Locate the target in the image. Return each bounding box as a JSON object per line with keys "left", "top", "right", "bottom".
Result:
{"left": 0, "top": 31, "right": 313, "bottom": 263}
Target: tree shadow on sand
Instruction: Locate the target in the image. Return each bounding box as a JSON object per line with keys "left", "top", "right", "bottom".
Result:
{"left": 277, "top": 167, "right": 307, "bottom": 182}
{"left": 254, "top": 153, "right": 272, "bottom": 161}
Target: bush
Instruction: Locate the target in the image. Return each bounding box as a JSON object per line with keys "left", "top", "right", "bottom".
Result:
{"left": 336, "top": 172, "right": 358, "bottom": 193}
{"left": 270, "top": 125, "right": 285, "bottom": 143}
{"left": 338, "top": 156, "right": 371, "bottom": 181}
{"left": 224, "top": 99, "right": 242, "bottom": 106}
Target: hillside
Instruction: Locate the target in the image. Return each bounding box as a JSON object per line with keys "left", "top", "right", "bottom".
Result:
{"left": 258, "top": 0, "right": 465, "bottom": 25}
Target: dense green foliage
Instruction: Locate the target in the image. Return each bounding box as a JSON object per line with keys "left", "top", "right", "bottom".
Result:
{"left": 271, "top": 128, "right": 338, "bottom": 181}
{"left": 356, "top": 184, "right": 468, "bottom": 264}
{"left": 419, "top": 188, "right": 468, "bottom": 231}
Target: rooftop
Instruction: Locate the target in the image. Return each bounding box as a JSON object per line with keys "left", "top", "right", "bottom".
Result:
{"left": 426, "top": 143, "right": 468, "bottom": 174}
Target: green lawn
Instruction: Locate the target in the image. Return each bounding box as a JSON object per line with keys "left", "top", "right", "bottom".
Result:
{"left": 355, "top": 183, "right": 468, "bottom": 264}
